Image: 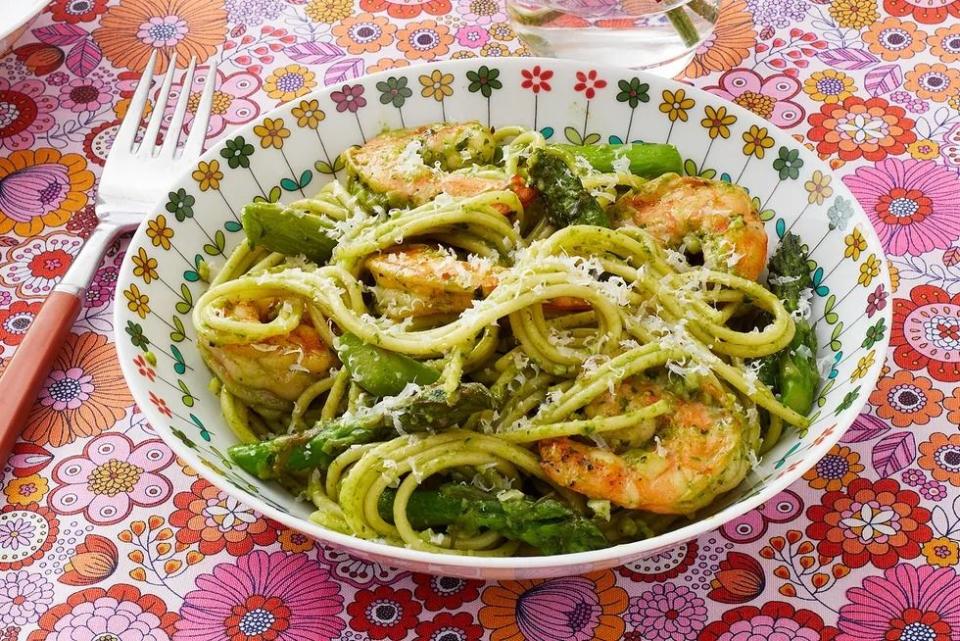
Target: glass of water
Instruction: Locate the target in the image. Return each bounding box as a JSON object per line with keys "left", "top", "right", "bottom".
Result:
{"left": 507, "top": 0, "right": 719, "bottom": 77}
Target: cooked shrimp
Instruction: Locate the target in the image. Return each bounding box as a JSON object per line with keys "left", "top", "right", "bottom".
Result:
{"left": 613, "top": 174, "right": 768, "bottom": 281}
{"left": 345, "top": 122, "right": 507, "bottom": 208}
{"left": 200, "top": 301, "right": 337, "bottom": 408}
{"left": 539, "top": 377, "right": 758, "bottom": 514}
{"left": 365, "top": 244, "right": 498, "bottom": 318}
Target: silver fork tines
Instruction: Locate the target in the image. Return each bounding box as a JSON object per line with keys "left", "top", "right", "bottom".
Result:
{"left": 97, "top": 52, "right": 217, "bottom": 218}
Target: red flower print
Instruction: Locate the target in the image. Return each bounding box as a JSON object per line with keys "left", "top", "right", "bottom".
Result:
{"left": 574, "top": 70, "right": 607, "bottom": 99}
{"left": 60, "top": 533, "right": 118, "bottom": 586}
{"left": 347, "top": 586, "right": 421, "bottom": 641}
{"left": 412, "top": 574, "right": 482, "bottom": 610}
{"left": 169, "top": 478, "right": 279, "bottom": 556}
{"left": 883, "top": 0, "right": 960, "bottom": 24}
{"left": 149, "top": 391, "right": 172, "bottom": 418}
{"left": 521, "top": 65, "right": 553, "bottom": 93}
{"left": 806, "top": 478, "right": 932, "bottom": 569}
{"left": 701, "top": 601, "right": 839, "bottom": 641}
{"left": 46, "top": 0, "right": 109, "bottom": 23}
{"left": 0, "top": 301, "right": 40, "bottom": 346}
{"left": 807, "top": 96, "right": 916, "bottom": 161}
{"left": 133, "top": 355, "right": 155, "bottom": 381}
{"left": 707, "top": 552, "right": 765, "bottom": 604}
{"left": 331, "top": 84, "right": 367, "bottom": 113}
{"left": 415, "top": 612, "right": 482, "bottom": 641}
{"left": 892, "top": 284, "right": 960, "bottom": 382}
{"left": 224, "top": 595, "right": 290, "bottom": 640}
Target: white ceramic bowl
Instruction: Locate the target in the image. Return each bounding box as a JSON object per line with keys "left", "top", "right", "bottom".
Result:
{"left": 0, "top": 1, "right": 47, "bottom": 55}
{"left": 114, "top": 58, "right": 890, "bottom": 579}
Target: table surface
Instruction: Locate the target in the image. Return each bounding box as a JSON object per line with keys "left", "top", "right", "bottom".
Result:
{"left": 2, "top": 0, "right": 960, "bottom": 639}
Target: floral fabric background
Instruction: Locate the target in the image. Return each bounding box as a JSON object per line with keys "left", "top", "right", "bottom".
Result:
{"left": 1, "top": 0, "right": 960, "bottom": 639}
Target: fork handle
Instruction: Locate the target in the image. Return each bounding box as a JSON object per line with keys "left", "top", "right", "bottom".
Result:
{"left": 0, "top": 222, "right": 122, "bottom": 459}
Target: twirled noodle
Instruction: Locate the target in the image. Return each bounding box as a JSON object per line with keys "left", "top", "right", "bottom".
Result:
{"left": 193, "top": 123, "right": 813, "bottom": 554}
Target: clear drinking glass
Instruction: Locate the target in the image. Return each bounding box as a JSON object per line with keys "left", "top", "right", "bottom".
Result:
{"left": 507, "top": 0, "right": 719, "bottom": 77}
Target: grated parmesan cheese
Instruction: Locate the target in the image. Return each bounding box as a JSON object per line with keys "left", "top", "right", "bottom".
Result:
{"left": 611, "top": 153, "right": 631, "bottom": 175}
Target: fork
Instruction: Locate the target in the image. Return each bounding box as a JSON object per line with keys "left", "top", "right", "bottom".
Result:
{"left": 0, "top": 50, "right": 217, "bottom": 455}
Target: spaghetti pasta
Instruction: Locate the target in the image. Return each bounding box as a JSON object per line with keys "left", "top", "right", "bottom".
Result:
{"left": 193, "top": 121, "right": 819, "bottom": 555}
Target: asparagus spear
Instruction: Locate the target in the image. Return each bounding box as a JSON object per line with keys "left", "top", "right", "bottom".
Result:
{"left": 378, "top": 484, "right": 609, "bottom": 554}
{"left": 526, "top": 147, "right": 610, "bottom": 228}
{"left": 242, "top": 201, "right": 337, "bottom": 263}
{"left": 335, "top": 332, "right": 440, "bottom": 397}
{"left": 758, "top": 232, "right": 820, "bottom": 416}
{"left": 229, "top": 382, "right": 495, "bottom": 479}
{"left": 550, "top": 143, "right": 683, "bottom": 178}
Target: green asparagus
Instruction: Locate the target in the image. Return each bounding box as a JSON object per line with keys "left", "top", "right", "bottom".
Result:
{"left": 551, "top": 143, "right": 683, "bottom": 178}
{"left": 229, "top": 382, "right": 495, "bottom": 479}
{"left": 377, "top": 484, "right": 609, "bottom": 554}
{"left": 242, "top": 201, "right": 337, "bottom": 263}
{"left": 335, "top": 332, "right": 440, "bottom": 397}
{"left": 526, "top": 147, "right": 610, "bottom": 228}
{"left": 758, "top": 232, "right": 820, "bottom": 416}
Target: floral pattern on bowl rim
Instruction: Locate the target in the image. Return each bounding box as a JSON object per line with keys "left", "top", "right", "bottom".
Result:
{"left": 113, "top": 57, "right": 891, "bottom": 579}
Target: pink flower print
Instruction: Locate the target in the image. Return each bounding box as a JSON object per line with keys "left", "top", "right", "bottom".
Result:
{"left": 137, "top": 15, "right": 189, "bottom": 47}
{"left": 166, "top": 69, "right": 261, "bottom": 137}
{"left": 843, "top": 157, "right": 960, "bottom": 256}
{"left": 59, "top": 77, "right": 113, "bottom": 113}
{"left": 628, "top": 583, "right": 707, "bottom": 640}
{"left": 838, "top": 565, "right": 960, "bottom": 641}
{"left": 48, "top": 433, "right": 174, "bottom": 525}
{"left": 0, "top": 78, "right": 56, "bottom": 151}
{"left": 38, "top": 367, "right": 93, "bottom": 411}
{"left": 0, "top": 570, "right": 53, "bottom": 626}
{"left": 176, "top": 550, "right": 345, "bottom": 641}
{"left": 0, "top": 518, "right": 35, "bottom": 551}
{"left": 455, "top": 25, "right": 489, "bottom": 48}
{"left": 706, "top": 67, "right": 805, "bottom": 128}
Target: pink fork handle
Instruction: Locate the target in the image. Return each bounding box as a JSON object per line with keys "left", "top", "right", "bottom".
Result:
{"left": 0, "top": 290, "right": 82, "bottom": 458}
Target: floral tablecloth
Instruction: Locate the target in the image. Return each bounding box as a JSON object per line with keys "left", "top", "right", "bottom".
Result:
{"left": 2, "top": 0, "right": 960, "bottom": 639}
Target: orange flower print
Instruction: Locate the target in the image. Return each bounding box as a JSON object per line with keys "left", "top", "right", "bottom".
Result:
{"left": 928, "top": 24, "right": 960, "bottom": 63}
{"left": 918, "top": 432, "right": 960, "bottom": 487}
{"left": 905, "top": 63, "right": 960, "bottom": 102}
{"left": 684, "top": 0, "right": 755, "bottom": 79}
{"left": 803, "top": 445, "right": 864, "bottom": 491}
{"left": 94, "top": 0, "right": 227, "bottom": 73}
{"left": 0, "top": 149, "right": 95, "bottom": 237}
{"left": 23, "top": 332, "right": 133, "bottom": 447}
{"left": 360, "top": 0, "right": 450, "bottom": 18}
{"left": 807, "top": 96, "right": 916, "bottom": 162}
{"left": 367, "top": 57, "right": 409, "bottom": 73}
{"left": 396, "top": 20, "right": 452, "bottom": 61}
{"left": 480, "top": 571, "right": 627, "bottom": 641}
{"left": 946, "top": 386, "right": 960, "bottom": 424}
{"left": 332, "top": 13, "right": 396, "bottom": 54}
{"left": 169, "top": 478, "right": 278, "bottom": 555}
{"left": 868, "top": 370, "right": 943, "bottom": 427}
{"left": 863, "top": 18, "right": 926, "bottom": 61}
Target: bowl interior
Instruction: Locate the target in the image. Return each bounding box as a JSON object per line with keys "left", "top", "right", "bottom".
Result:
{"left": 115, "top": 58, "right": 890, "bottom": 579}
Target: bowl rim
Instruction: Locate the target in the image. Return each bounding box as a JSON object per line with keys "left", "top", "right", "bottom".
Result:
{"left": 114, "top": 57, "right": 892, "bottom": 574}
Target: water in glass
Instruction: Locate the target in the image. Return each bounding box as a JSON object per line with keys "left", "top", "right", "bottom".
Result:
{"left": 507, "top": 0, "right": 719, "bottom": 77}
